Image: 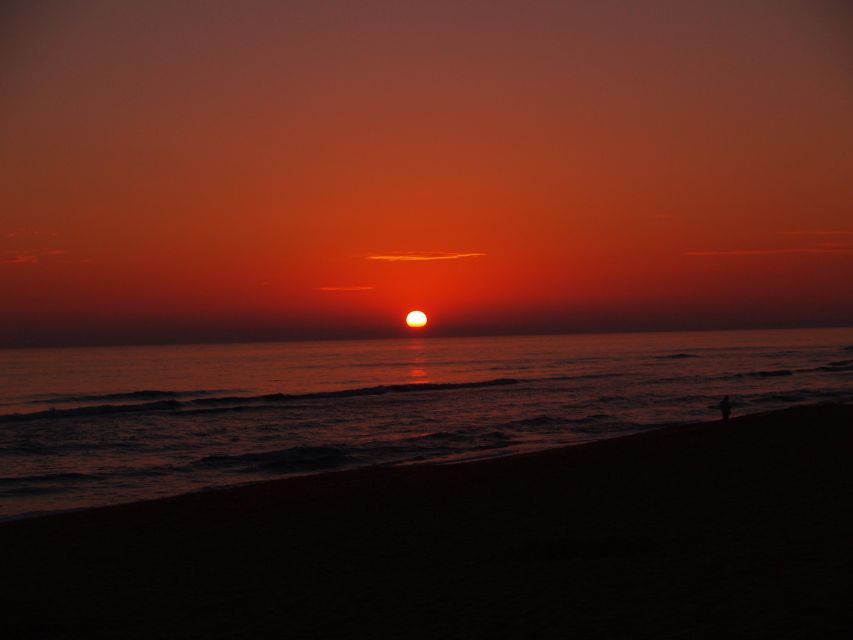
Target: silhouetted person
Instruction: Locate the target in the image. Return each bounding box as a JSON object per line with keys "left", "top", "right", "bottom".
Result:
{"left": 720, "top": 395, "right": 732, "bottom": 420}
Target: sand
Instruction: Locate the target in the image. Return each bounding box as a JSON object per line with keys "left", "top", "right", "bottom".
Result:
{"left": 3, "top": 404, "right": 853, "bottom": 639}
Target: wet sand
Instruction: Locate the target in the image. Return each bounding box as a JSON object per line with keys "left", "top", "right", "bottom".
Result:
{"left": 3, "top": 404, "right": 853, "bottom": 638}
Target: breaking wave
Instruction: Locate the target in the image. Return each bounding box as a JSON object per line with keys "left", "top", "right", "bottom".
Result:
{"left": 30, "top": 389, "right": 236, "bottom": 404}
{"left": 0, "top": 378, "right": 521, "bottom": 423}
{"left": 197, "top": 445, "right": 353, "bottom": 474}
{"left": 731, "top": 369, "right": 794, "bottom": 378}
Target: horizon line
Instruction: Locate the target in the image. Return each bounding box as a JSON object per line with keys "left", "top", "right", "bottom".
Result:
{"left": 2, "top": 322, "right": 851, "bottom": 351}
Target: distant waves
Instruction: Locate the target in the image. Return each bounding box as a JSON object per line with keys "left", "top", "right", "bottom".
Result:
{"left": 2, "top": 329, "right": 853, "bottom": 520}
{"left": 0, "top": 378, "right": 521, "bottom": 423}
{"left": 4, "top": 355, "right": 853, "bottom": 424}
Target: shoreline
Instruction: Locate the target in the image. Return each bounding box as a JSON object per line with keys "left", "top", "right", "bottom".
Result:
{"left": 0, "top": 404, "right": 840, "bottom": 523}
{"left": 0, "top": 409, "right": 712, "bottom": 524}
{"left": 4, "top": 403, "right": 853, "bottom": 638}
{"left": 0, "top": 406, "right": 675, "bottom": 524}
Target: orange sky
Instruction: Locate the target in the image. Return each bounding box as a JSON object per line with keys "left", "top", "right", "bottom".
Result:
{"left": 2, "top": 1, "right": 852, "bottom": 346}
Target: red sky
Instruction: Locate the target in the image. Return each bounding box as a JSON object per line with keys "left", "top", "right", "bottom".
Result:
{"left": 2, "top": 1, "right": 852, "bottom": 346}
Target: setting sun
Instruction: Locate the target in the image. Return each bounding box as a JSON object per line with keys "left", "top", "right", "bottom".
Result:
{"left": 406, "top": 310, "right": 428, "bottom": 328}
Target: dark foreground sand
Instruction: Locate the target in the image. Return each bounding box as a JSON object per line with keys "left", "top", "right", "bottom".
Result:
{"left": 3, "top": 404, "right": 853, "bottom": 639}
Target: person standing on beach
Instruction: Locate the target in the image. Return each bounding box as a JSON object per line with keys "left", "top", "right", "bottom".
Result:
{"left": 720, "top": 396, "right": 732, "bottom": 420}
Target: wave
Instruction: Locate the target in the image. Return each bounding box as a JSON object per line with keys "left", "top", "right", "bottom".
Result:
{"left": 654, "top": 353, "right": 701, "bottom": 360}
{"left": 716, "top": 360, "right": 853, "bottom": 380}
{"left": 0, "top": 400, "right": 184, "bottom": 423}
{"left": 732, "top": 369, "right": 794, "bottom": 378}
{"left": 741, "top": 388, "right": 853, "bottom": 405}
{"left": 194, "top": 426, "right": 519, "bottom": 476}
{"left": 0, "top": 378, "right": 521, "bottom": 423}
{"left": 0, "top": 471, "right": 97, "bottom": 485}
{"left": 546, "top": 372, "right": 627, "bottom": 381}
{"left": 815, "top": 360, "right": 853, "bottom": 373}
{"left": 30, "top": 389, "right": 237, "bottom": 404}
{"left": 197, "top": 445, "right": 353, "bottom": 474}
{"left": 501, "top": 415, "right": 564, "bottom": 429}
{"left": 569, "top": 413, "right": 612, "bottom": 423}
{"left": 191, "top": 378, "right": 520, "bottom": 406}
{"left": 406, "top": 429, "right": 512, "bottom": 444}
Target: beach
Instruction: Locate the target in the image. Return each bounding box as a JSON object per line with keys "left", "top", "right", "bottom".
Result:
{"left": 3, "top": 403, "right": 852, "bottom": 638}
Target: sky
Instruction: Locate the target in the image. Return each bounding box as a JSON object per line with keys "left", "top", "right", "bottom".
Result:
{"left": 2, "top": 1, "right": 852, "bottom": 347}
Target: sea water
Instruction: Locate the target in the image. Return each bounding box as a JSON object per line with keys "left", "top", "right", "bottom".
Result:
{"left": 1, "top": 328, "right": 852, "bottom": 519}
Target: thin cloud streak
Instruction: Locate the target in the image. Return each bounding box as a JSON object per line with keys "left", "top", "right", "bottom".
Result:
{"left": 687, "top": 245, "right": 853, "bottom": 256}
{"left": 318, "top": 286, "right": 375, "bottom": 292}
{"left": 0, "top": 247, "right": 85, "bottom": 264}
{"left": 777, "top": 230, "right": 853, "bottom": 236}
{"left": 1, "top": 254, "right": 39, "bottom": 264}
{"left": 367, "top": 252, "right": 486, "bottom": 262}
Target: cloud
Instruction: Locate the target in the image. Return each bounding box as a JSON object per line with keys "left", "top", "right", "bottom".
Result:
{"left": 686, "top": 244, "right": 853, "bottom": 257}
{"left": 318, "top": 285, "right": 375, "bottom": 292}
{"left": 4, "top": 229, "right": 58, "bottom": 239}
{"left": 1, "top": 254, "right": 39, "bottom": 264}
{"left": 776, "top": 230, "right": 853, "bottom": 236}
{"left": 367, "top": 252, "right": 486, "bottom": 262}
{"left": 1, "top": 248, "right": 89, "bottom": 265}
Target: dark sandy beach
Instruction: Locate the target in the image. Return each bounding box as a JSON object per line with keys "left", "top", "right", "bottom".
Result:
{"left": 3, "top": 404, "right": 853, "bottom": 639}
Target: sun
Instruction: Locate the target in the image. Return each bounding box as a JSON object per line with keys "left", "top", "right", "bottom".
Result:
{"left": 406, "top": 310, "right": 428, "bottom": 328}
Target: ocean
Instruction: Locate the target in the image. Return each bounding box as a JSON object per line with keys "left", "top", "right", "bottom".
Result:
{"left": 1, "top": 328, "right": 852, "bottom": 520}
